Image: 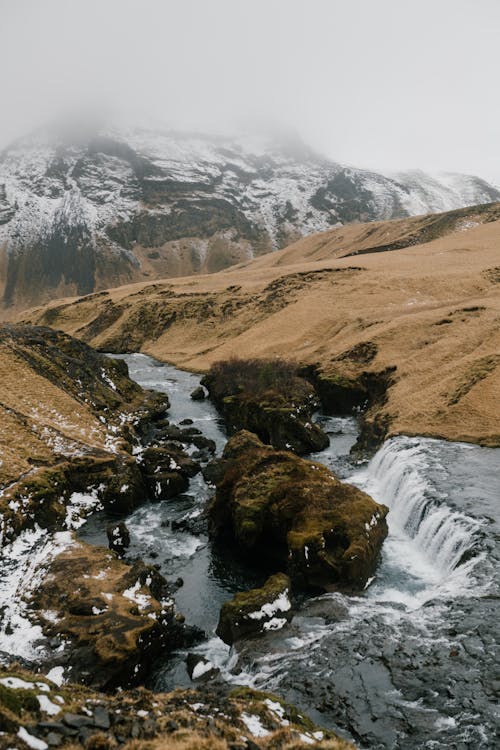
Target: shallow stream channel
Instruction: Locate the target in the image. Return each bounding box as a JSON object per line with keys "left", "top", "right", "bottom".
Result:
{"left": 80, "top": 353, "right": 500, "bottom": 750}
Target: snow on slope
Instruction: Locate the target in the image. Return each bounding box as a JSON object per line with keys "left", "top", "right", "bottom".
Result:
{"left": 0, "top": 125, "right": 499, "bottom": 308}
{"left": 393, "top": 169, "right": 500, "bottom": 216}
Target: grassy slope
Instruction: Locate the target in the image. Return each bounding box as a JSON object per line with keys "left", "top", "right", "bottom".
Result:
{"left": 20, "top": 203, "right": 500, "bottom": 447}
{"left": 0, "top": 339, "right": 111, "bottom": 487}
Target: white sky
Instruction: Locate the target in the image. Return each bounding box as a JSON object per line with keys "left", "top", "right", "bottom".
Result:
{"left": 1, "top": 0, "right": 499, "bottom": 180}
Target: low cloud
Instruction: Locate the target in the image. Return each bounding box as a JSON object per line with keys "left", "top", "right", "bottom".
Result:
{"left": 1, "top": 0, "right": 499, "bottom": 180}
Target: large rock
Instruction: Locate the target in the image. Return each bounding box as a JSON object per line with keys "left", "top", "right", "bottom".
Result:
{"left": 140, "top": 445, "right": 200, "bottom": 479}
{"left": 190, "top": 385, "right": 207, "bottom": 400}
{"left": 216, "top": 573, "right": 293, "bottom": 645}
{"left": 106, "top": 521, "right": 130, "bottom": 555}
{"left": 98, "top": 456, "right": 148, "bottom": 514}
{"left": 32, "top": 540, "right": 201, "bottom": 689}
{"left": 210, "top": 431, "right": 388, "bottom": 591}
{"left": 139, "top": 444, "right": 200, "bottom": 500}
{"left": 202, "top": 358, "right": 329, "bottom": 455}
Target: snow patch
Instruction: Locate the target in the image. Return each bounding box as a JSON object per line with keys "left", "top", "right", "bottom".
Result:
{"left": 37, "top": 694, "right": 61, "bottom": 715}
{"left": 247, "top": 590, "right": 291, "bottom": 621}
{"left": 240, "top": 712, "right": 270, "bottom": 737}
{"left": 191, "top": 660, "right": 214, "bottom": 680}
{"left": 18, "top": 726, "right": 49, "bottom": 750}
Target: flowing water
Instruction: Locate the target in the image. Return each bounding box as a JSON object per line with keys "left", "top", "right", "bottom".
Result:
{"left": 80, "top": 353, "right": 500, "bottom": 749}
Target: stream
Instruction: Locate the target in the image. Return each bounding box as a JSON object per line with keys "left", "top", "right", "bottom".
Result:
{"left": 80, "top": 353, "right": 500, "bottom": 749}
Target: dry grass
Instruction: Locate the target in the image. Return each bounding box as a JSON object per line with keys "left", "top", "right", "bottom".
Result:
{"left": 0, "top": 343, "right": 109, "bottom": 486}
{"left": 19, "top": 207, "right": 500, "bottom": 446}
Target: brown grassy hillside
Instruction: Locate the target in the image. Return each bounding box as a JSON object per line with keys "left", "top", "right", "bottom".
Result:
{"left": 21, "top": 203, "right": 500, "bottom": 447}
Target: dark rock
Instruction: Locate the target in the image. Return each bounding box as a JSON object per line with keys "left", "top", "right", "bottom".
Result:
{"left": 37, "top": 722, "right": 68, "bottom": 733}
{"left": 202, "top": 458, "right": 225, "bottom": 485}
{"left": 181, "top": 426, "right": 203, "bottom": 436}
{"left": 148, "top": 471, "right": 189, "bottom": 501}
{"left": 93, "top": 706, "right": 111, "bottom": 730}
{"left": 186, "top": 653, "right": 220, "bottom": 682}
{"left": 143, "top": 717, "right": 157, "bottom": 736}
{"left": 47, "top": 732, "right": 63, "bottom": 746}
{"left": 179, "top": 418, "right": 194, "bottom": 425}
{"left": 106, "top": 522, "right": 131, "bottom": 556}
{"left": 202, "top": 358, "right": 329, "bottom": 454}
{"left": 190, "top": 386, "right": 207, "bottom": 400}
{"left": 190, "top": 435, "right": 216, "bottom": 453}
{"left": 140, "top": 445, "right": 200, "bottom": 479}
{"left": 216, "top": 573, "right": 293, "bottom": 645}
{"left": 171, "top": 510, "right": 207, "bottom": 535}
{"left": 78, "top": 726, "right": 97, "bottom": 744}
{"left": 99, "top": 459, "right": 147, "bottom": 514}
{"left": 140, "top": 445, "right": 200, "bottom": 500}
{"left": 63, "top": 713, "right": 95, "bottom": 728}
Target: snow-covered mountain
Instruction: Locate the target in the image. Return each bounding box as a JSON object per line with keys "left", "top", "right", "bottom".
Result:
{"left": 1, "top": 124, "right": 499, "bottom": 311}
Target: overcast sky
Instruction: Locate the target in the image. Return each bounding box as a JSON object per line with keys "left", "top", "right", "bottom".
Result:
{"left": 1, "top": 0, "right": 499, "bottom": 180}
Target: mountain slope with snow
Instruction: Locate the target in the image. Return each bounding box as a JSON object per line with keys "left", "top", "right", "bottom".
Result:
{"left": 1, "top": 124, "right": 499, "bottom": 312}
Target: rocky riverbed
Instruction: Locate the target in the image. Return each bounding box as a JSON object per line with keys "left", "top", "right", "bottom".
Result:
{"left": 1, "top": 347, "right": 498, "bottom": 749}
{"left": 97, "top": 354, "right": 499, "bottom": 750}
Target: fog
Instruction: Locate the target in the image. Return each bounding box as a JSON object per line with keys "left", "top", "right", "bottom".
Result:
{"left": 1, "top": 0, "right": 499, "bottom": 180}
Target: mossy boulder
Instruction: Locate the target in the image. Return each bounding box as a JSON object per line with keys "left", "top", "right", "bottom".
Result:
{"left": 216, "top": 573, "right": 292, "bottom": 645}
{"left": 98, "top": 457, "right": 147, "bottom": 514}
{"left": 140, "top": 445, "right": 200, "bottom": 479}
{"left": 147, "top": 470, "right": 189, "bottom": 500}
{"left": 32, "top": 541, "right": 201, "bottom": 689}
{"left": 202, "top": 358, "right": 329, "bottom": 455}
{"left": 210, "top": 431, "right": 388, "bottom": 591}
{"left": 139, "top": 445, "right": 200, "bottom": 500}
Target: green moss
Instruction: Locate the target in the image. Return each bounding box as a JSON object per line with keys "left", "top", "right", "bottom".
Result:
{"left": 229, "top": 686, "right": 317, "bottom": 732}
{"left": 203, "top": 358, "right": 328, "bottom": 454}
{"left": 0, "top": 684, "right": 40, "bottom": 716}
{"left": 210, "top": 431, "right": 389, "bottom": 590}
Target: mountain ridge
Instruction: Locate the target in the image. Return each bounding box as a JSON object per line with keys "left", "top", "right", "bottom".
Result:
{"left": 1, "top": 124, "right": 499, "bottom": 315}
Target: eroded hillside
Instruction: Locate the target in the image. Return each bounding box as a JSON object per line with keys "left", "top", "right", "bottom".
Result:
{"left": 22, "top": 203, "right": 500, "bottom": 447}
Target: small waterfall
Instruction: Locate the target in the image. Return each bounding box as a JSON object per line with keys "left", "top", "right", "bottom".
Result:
{"left": 351, "top": 437, "right": 481, "bottom": 576}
